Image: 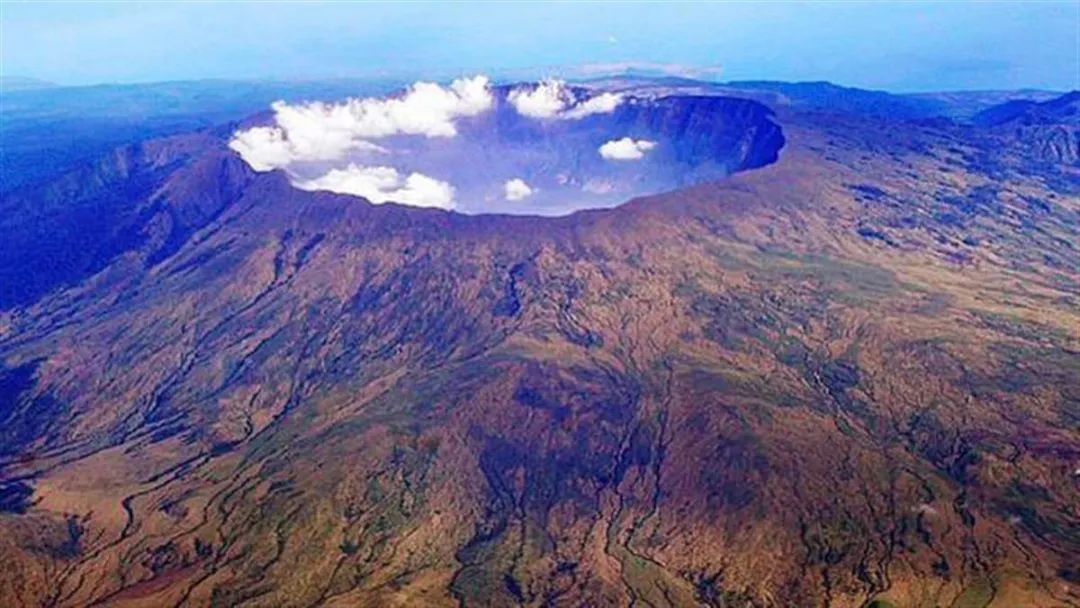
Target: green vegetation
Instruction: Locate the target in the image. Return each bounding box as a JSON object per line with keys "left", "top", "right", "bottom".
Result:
{"left": 953, "top": 578, "right": 995, "bottom": 608}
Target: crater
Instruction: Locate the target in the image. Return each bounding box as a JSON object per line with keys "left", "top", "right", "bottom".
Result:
{"left": 231, "top": 79, "right": 786, "bottom": 216}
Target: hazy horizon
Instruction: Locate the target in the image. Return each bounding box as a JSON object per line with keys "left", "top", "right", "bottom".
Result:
{"left": 2, "top": 1, "right": 1077, "bottom": 93}
{"left": 0, "top": 72, "right": 1074, "bottom": 96}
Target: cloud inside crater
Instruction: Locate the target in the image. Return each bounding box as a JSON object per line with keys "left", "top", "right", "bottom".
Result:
{"left": 503, "top": 178, "right": 534, "bottom": 201}
{"left": 599, "top": 137, "right": 656, "bottom": 161}
{"left": 508, "top": 78, "right": 622, "bottom": 120}
{"left": 295, "top": 164, "right": 456, "bottom": 210}
{"left": 229, "top": 75, "right": 493, "bottom": 171}
{"left": 227, "top": 75, "right": 677, "bottom": 213}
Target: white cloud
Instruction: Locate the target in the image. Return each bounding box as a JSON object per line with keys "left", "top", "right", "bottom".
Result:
{"left": 228, "top": 126, "right": 388, "bottom": 172}
{"left": 507, "top": 79, "right": 568, "bottom": 119}
{"left": 598, "top": 137, "right": 657, "bottom": 161}
{"left": 562, "top": 92, "right": 623, "bottom": 119}
{"left": 295, "top": 164, "right": 455, "bottom": 210}
{"left": 229, "top": 75, "right": 493, "bottom": 171}
{"left": 228, "top": 126, "right": 296, "bottom": 172}
{"left": 503, "top": 178, "right": 534, "bottom": 201}
{"left": 507, "top": 79, "right": 622, "bottom": 120}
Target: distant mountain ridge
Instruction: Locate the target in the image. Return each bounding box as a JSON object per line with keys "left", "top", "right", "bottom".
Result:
{"left": 973, "top": 90, "right": 1080, "bottom": 126}
{"left": 582, "top": 75, "right": 1066, "bottom": 122}
{"left": 721, "top": 80, "right": 950, "bottom": 118}
{"left": 0, "top": 76, "right": 57, "bottom": 92}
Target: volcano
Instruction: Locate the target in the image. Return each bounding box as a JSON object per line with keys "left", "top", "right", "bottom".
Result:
{"left": 0, "top": 79, "right": 1078, "bottom": 608}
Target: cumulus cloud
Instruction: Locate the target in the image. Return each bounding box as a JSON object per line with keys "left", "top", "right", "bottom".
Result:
{"left": 228, "top": 126, "right": 296, "bottom": 173}
{"left": 503, "top": 178, "right": 534, "bottom": 201}
{"left": 562, "top": 92, "right": 623, "bottom": 119}
{"left": 598, "top": 137, "right": 656, "bottom": 161}
{"left": 229, "top": 126, "right": 389, "bottom": 172}
{"left": 508, "top": 79, "right": 567, "bottom": 119}
{"left": 229, "top": 75, "right": 493, "bottom": 171}
{"left": 508, "top": 79, "right": 622, "bottom": 120}
{"left": 295, "top": 164, "right": 455, "bottom": 210}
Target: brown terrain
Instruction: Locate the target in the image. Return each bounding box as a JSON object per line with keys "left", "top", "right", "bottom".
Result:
{"left": 0, "top": 92, "right": 1078, "bottom": 607}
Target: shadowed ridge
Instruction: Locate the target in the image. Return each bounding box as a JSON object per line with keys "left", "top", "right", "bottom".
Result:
{"left": 0, "top": 133, "right": 259, "bottom": 309}
{"left": 972, "top": 90, "right": 1080, "bottom": 126}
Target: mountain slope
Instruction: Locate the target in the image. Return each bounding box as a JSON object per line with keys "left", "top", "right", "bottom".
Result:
{"left": 973, "top": 91, "right": 1080, "bottom": 127}
{"left": 0, "top": 98, "right": 1078, "bottom": 607}
{"left": 972, "top": 92, "right": 1080, "bottom": 165}
{"left": 0, "top": 133, "right": 256, "bottom": 309}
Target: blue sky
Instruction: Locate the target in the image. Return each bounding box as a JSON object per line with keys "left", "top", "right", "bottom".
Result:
{"left": 2, "top": 1, "right": 1077, "bottom": 92}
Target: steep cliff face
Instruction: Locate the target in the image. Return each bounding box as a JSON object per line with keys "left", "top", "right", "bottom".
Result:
{"left": 607, "top": 94, "right": 785, "bottom": 171}
{"left": 0, "top": 95, "right": 1078, "bottom": 608}
{"left": 0, "top": 134, "right": 257, "bottom": 309}
{"left": 973, "top": 91, "right": 1080, "bottom": 165}
{"left": 972, "top": 91, "right": 1080, "bottom": 127}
